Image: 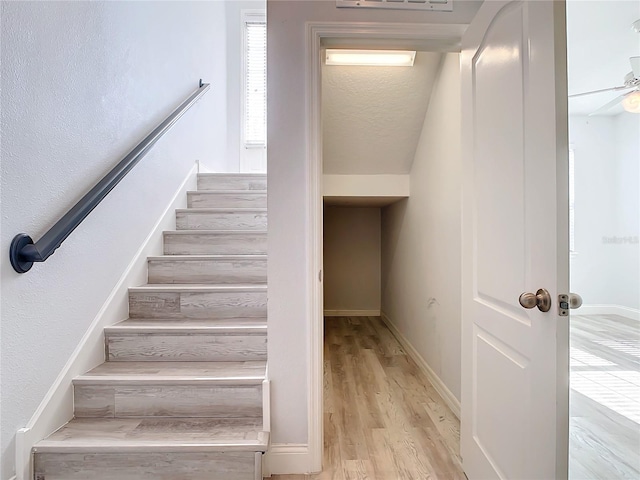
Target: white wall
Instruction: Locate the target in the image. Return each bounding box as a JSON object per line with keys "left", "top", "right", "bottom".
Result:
{"left": 0, "top": 2, "right": 227, "bottom": 477}
{"left": 225, "top": 0, "right": 266, "bottom": 172}
{"left": 570, "top": 113, "right": 640, "bottom": 312}
{"left": 323, "top": 207, "right": 381, "bottom": 314}
{"left": 381, "top": 53, "right": 462, "bottom": 402}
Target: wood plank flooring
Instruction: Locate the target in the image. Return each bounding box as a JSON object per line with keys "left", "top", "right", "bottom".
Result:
{"left": 271, "top": 314, "right": 640, "bottom": 480}
{"left": 270, "top": 316, "right": 464, "bottom": 480}
{"left": 569, "top": 314, "right": 640, "bottom": 480}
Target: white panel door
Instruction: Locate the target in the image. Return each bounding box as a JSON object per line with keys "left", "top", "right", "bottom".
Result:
{"left": 461, "top": 1, "right": 570, "bottom": 479}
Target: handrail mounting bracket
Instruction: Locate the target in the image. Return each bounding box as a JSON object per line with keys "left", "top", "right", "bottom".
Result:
{"left": 10, "top": 234, "right": 35, "bottom": 273}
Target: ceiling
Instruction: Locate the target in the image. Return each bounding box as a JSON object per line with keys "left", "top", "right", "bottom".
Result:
{"left": 322, "top": 51, "right": 442, "bottom": 174}
{"left": 319, "top": 3, "right": 637, "bottom": 177}
{"left": 567, "top": 1, "right": 640, "bottom": 116}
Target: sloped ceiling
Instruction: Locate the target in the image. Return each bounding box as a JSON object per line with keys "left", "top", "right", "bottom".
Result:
{"left": 567, "top": 1, "right": 640, "bottom": 116}
{"left": 322, "top": 51, "right": 442, "bottom": 174}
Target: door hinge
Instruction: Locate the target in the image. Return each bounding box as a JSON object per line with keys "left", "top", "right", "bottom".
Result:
{"left": 319, "top": 269, "right": 323, "bottom": 282}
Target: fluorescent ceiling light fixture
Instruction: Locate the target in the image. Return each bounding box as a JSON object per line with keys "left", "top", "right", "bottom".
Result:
{"left": 325, "top": 49, "right": 416, "bottom": 66}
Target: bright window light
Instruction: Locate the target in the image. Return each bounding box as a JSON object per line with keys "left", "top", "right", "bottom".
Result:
{"left": 325, "top": 49, "right": 416, "bottom": 67}
{"left": 243, "top": 15, "right": 266, "bottom": 147}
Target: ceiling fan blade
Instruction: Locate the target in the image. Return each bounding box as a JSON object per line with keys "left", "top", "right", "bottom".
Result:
{"left": 631, "top": 56, "right": 640, "bottom": 78}
{"left": 588, "top": 92, "right": 630, "bottom": 116}
{"left": 569, "top": 85, "right": 631, "bottom": 98}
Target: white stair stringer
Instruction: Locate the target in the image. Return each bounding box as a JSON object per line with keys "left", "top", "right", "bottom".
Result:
{"left": 33, "top": 174, "right": 269, "bottom": 480}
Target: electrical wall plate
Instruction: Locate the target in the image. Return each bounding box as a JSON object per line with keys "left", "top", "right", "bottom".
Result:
{"left": 336, "top": 0, "right": 453, "bottom": 13}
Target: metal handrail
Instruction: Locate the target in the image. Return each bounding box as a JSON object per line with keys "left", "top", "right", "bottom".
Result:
{"left": 9, "top": 80, "right": 210, "bottom": 273}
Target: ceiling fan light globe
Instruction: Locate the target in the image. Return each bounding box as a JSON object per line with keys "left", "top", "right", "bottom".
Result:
{"left": 622, "top": 91, "right": 640, "bottom": 113}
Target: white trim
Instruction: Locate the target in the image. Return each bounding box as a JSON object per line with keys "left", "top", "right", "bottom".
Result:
{"left": 305, "top": 21, "right": 467, "bottom": 473}
{"left": 324, "top": 309, "right": 380, "bottom": 317}
{"left": 262, "top": 378, "right": 271, "bottom": 432}
{"left": 305, "top": 21, "right": 324, "bottom": 475}
{"left": 15, "top": 428, "right": 30, "bottom": 480}
{"left": 380, "top": 311, "right": 461, "bottom": 418}
{"left": 575, "top": 304, "right": 640, "bottom": 322}
{"left": 13, "top": 165, "right": 197, "bottom": 480}
{"left": 263, "top": 444, "right": 311, "bottom": 476}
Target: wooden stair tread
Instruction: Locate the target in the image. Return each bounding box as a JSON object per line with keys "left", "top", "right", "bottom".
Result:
{"left": 75, "top": 361, "right": 266, "bottom": 384}
{"left": 198, "top": 173, "right": 266, "bottom": 177}
{"left": 34, "top": 417, "right": 269, "bottom": 453}
{"left": 176, "top": 208, "right": 267, "bottom": 213}
{"left": 164, "top": 230, "right": 267, "bottom": 234}
{"left": 130, "top": 284, "right": 267, "bottom": 293}
{"left": 147, "top": 254, "right": 268, "bottom": 261}
{"left": 105, "top": 318, "right": 267, "bottom": 334}
{"left": 187, "top": 190, "right": 266, "bottom": 194}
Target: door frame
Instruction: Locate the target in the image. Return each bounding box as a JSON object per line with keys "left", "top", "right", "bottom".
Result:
{"left": 304, "top": 21, "right": 468, "bottom": 472}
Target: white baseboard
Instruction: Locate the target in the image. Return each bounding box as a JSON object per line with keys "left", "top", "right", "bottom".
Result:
{"left": 262, "top": 378, "right": 271, "bottom": 432}
{"left": 14, "top": 165, "right": 197, "bottom": 480}
{"left": 324, "top": 309, "right": 380, "bottom": 317}
{"left": 263, "top": 444, "right": 311, "bottom": 477}
{"left": 380, "top": 311, "right": 461, "bottom": 419}
{"left": 576, "top": 304, "right": 640, "bottom": 321}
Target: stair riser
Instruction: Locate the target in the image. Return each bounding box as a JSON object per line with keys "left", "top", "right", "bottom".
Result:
{"left": 148, "top": 258, "right": 267, "bottom": 284}
{"left": 34, "top": 451, "right": 259, "bottom": 480}
{"left": 74, "top": 384, "right": 262, "bottom": 418}
{"left": 129, "top": 290, "right": 266, "bottom": 319}
{"left": 163, "top": 233, "right": 267, "bottom": 255}
{"left": 176, "top": 211, "right": 267, "bottom": 231}
{"left": 197, "top": 175, "right": 266, "bottom": 191}
{"left": 106, "top": 334, "right": 267, "bottom": 362}
{"left": 188, "top": 192, "right": 267, "bottom": 208}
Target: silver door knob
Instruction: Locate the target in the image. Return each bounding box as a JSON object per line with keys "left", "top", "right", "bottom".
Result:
{"left": 558, "top": 293, "right": 583, "bottom": 311}
{"left": 568, "top": 293, "right": 583, "bottom": 309}
{"left": 519, "top": 288, "right": 552, "bottom": 312}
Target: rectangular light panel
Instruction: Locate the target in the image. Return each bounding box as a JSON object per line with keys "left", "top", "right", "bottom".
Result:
{"left": 325, "top": 49, "right": 416, "bottom": 67}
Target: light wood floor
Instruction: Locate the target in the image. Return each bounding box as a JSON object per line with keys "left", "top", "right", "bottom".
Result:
{"left": 270, "top": 316, "right": 464, "bottom": 480}
{"left": 569, "top": 314, "right": 640, "bottom": 480}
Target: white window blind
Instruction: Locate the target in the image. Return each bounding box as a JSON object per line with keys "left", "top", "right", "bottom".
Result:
{"left": 243, "top": 20, "right": 266, "bottom": 147}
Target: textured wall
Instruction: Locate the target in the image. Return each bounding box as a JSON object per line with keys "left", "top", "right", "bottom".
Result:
{"left": 323, "top": 207, "right": 381, "bottom": 312}
{"left": 0, "top": 2, "right": 227, "bottom": 477}
{"left": 267, "top": 0, "right": 481, "bottom": 450}
{"left": 569, "top": 114, "right": 640, "bottom": 310}
{"left": 381, "top": 53, "right": 463, "bottom": 401}
{"left": 322, "top": 52, "right": 441, "bottom": 174}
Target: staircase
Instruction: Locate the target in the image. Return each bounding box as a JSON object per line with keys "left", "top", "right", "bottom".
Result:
{"left": 32, "top": 174, "right": 269, "bottom": 480}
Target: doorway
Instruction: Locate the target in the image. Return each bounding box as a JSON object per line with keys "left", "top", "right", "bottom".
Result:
{"left": 306, "top": 23, "right": 467, "bottom": 471}
{"left": 567, "top": 4, "right": 640, "bottom": 476}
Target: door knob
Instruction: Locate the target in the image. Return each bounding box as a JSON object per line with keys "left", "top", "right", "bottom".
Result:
{"left": 519, "top": 288, "right": 551, "bottom": 312}
{"left": 558, "top": 293, "right": 583, "bottom": 315}
{"left": 568, "top": 293, "right": 582, "bottom": 309}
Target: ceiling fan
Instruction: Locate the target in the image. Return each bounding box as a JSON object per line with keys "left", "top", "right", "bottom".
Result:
{"left": 569, "top": 56, "right": 640, "bottom": 115}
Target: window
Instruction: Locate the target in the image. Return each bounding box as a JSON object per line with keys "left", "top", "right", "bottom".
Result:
{"left": 242, "top": 11, "right": 266, "bottom": 148}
